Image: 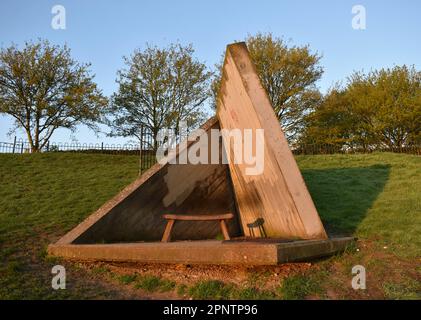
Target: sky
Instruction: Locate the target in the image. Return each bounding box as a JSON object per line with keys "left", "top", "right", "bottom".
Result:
{"left": 0, "top": 0, "right": 420, "bottom": 144}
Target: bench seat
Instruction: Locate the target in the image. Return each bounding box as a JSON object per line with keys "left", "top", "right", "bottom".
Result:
{"left": 161, "top": 213, "right": 234, "bottom": 242}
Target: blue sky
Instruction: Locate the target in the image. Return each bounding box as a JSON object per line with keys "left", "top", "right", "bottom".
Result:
{"left": 1, "top": 0, "right": 420, "bottom": 144}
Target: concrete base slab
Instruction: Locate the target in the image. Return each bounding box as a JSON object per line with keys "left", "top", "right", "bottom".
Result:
{"left": 48, "top": 237, "right": 354, "bottom": 265}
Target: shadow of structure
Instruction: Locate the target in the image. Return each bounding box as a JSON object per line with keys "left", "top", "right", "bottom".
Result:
{"left": 302, "top": 164, "right": 391, "bottom": 236}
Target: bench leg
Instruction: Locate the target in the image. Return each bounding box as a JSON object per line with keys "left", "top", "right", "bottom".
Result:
{"left": 161, "top": 219, "right": 175, "bottom": 242}
{"left": 259, "top": 225, "right": 267, "bottom": 238}
{"left": 220, "top": 219, "right": 230, "bottom": 241}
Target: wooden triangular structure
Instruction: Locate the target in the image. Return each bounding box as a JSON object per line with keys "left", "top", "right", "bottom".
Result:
{"left": 52, "top": 42, "right": 327, "bottom": 247}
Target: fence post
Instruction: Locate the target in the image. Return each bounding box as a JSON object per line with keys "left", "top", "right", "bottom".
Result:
{"left": 20, "top": 141, "right": 24, "bottom": 154}
{"left": 12, "top": 136, "right": 17, "bottom": 153}
{"left": 139, "top": 126, "right": 143, "bottom": 175}
{"left": 101, "top": 142, "right": 104, "bottom": 151}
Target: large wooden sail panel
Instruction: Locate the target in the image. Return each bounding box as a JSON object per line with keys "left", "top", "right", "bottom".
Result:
{"left": 217, "top": 42, "right": 327, "bottom": 240}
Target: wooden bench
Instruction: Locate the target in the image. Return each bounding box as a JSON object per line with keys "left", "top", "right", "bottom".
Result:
{"left": 161, "top": 213, "right": 234, "bottom": 242}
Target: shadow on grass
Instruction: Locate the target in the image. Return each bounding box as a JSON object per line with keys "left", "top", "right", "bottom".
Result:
{"left": 302, "top": 164, "right": 390, "bottom": 235}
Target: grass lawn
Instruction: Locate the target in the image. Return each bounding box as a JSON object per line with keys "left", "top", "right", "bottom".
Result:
{"left": 0, "top": 152, "right": 419, "bottom": 299}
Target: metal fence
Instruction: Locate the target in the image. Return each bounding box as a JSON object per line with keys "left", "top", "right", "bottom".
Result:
{"left": 0, "top": 135, "right": 161, "bottom": 172}
{"left": 0, "top": 128, "right": 190, "bottom": 172}
{"left": 1, "top": 136, "right": 420, "bottom": 174}
{"left": 0, "top": 139, "right": 29, "bottom": 154}
{"left": 1, "top": 139, "right": 136, "bottom": 154}
{"left": 291, "top": 143, "right": 421, "bottom": 156}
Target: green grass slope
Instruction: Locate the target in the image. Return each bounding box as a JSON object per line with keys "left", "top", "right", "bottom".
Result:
{"left": 0, "top": 153, "right": 140, "bottom": 299}
{"left": 0, "top": 152, "right": 419, "bottom": 299}
{"left": 297, "top": 153, "right": 421, "bottom": 258}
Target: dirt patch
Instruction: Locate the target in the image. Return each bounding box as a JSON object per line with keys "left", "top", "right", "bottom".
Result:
{"left": 74, "top": 239, "right": 420, "bottom": 300}
{"left": 79, "top": 261, "right": 312, "bottom": 293}
{"left": 320, "top": 240, "right": 421, "bottom": 299}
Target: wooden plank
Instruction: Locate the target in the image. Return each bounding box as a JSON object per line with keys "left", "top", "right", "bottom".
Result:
{"left": 161, "top": 219, "right": 175, "bottom": 242}
{"left": 220, "top": 220, "right": 231, "bottom": 240}
{"left": 163, "top": 213, "right": 234, "bottom": 221}
{"left": 217, "top": 42, "right": 327, "bottom": 240}
{"left": 161, "top": 214, "right": 234, "bottom": 242}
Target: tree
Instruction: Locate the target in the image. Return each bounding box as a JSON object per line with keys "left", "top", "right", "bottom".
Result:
{"left": 345, "top": 66, "right": 421, "bottom": 148}
{"left": 212, "top": 33, "right": 323, "bottom": 142}
{"left": 108, "top": 43, "right": 212, "bottom": 150}
{"left": 0, "top": 40, "right": 107, "bottom": 152}
{"left": 301, "top": 65, "right": 421, "bottom": 149}
{"left": 300, "top": 87, "right": 355, "bottom": 146}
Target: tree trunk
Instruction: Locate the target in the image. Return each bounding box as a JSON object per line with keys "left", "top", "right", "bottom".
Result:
{"left": 25, "top": 130, "right": 39, "bottom": 153}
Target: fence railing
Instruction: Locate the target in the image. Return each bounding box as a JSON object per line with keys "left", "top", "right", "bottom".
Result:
{"left": 1, "top": 137, "right": 420, "bottom": 174}
{"left": 0, "top": 140, "right": 28, "bottom": 154}
{"left": 0, "top": 139, "right": 140, "bottom": 153}
{"left": 0, "top": 128, "right": 187, "bottom": 172}
{"left": 0, "top": 137, "right": 160, "bottom": 173}
{"left": 291, "top": 143, "right": 421, "bottom": 156}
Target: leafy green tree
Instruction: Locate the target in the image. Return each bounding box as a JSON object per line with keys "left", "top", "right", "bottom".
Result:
{"left": 346, "top": 66, "right": 421, "bottom": 148}
{"left": 212, "top": 33, "right": 323, "bottom": 141}
{"left": 108, "top": 43, "right": 212, "bottom": 150}
{"left": 0, "top": 40, "right": 107, "bottom": 152}
{"left": 302, "top": 65, "right": 421, "bottom": 149}
{"left": 300, "top": 87, "right": 354, "bottom": 146}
